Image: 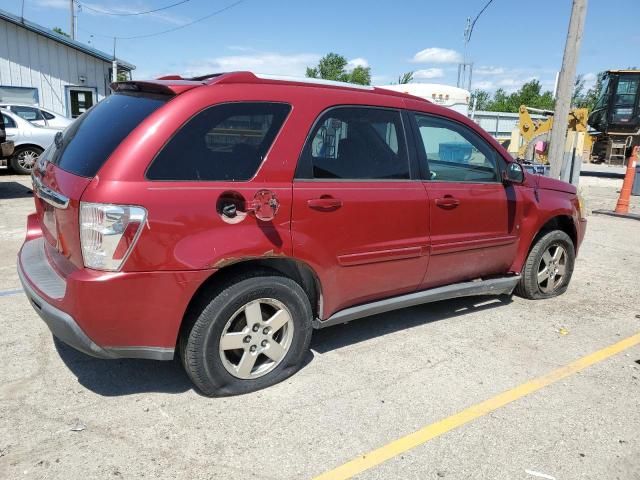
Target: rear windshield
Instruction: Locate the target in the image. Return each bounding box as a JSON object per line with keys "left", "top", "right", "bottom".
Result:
{"left": 46, "top": 93, "right": 167, "bottom": 177}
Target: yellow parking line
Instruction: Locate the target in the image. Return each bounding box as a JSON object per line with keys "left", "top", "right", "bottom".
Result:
{"left": 313, "top": 332, "right": 640, "bottom": 480}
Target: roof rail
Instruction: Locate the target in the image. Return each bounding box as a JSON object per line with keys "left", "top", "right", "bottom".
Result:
{"left": 153, "top": 71, "right": 428, "bottom": 99}
{"left": 254, "top": 73, "right": 375, "bottom": 90}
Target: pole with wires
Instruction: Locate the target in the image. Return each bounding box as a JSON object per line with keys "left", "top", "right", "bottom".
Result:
{"left": 112, "top": 37, "right": 118, "bottom": 84}
{"left": 458, "top": 0, "right": 494, "bottom": 91}
{"left": 70, "top": 0, "right": 76, "bottom": 39}
{"left": 548, "top": 0, "right": 588, "bottom": 180}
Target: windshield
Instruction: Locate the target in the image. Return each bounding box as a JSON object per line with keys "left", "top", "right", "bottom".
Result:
{"left": 42, "top": 93, "right": 168, "bottom": 177}
{"left": 593, "top": 76, "right": 610, "bottom": 111}
{"left": 614, "top": 76, "right": 639, "bottom": 106}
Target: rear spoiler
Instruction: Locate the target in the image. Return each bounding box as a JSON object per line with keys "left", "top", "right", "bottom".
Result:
{"left": 110, "top": 80, "right": 205, "bottom": 96}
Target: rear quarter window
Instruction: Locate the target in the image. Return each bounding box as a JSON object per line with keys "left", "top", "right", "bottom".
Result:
{"left": 146, "top": 102, "right": 291, "bottom": 181}
{"left": 45, "top": 93, "right": 167, "bottom": 177}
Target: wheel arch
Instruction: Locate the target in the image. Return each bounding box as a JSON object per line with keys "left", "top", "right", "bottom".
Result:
{"left": 178, "top": 257, "right": 323, "bottom": 346}
{"left": 532, "top": 215, "right": 577, "bottom": 249}
{"left": 12, "top": 143, "right": 45, "bottom": 155}
{"left": 512, "top": 213, "right": 578, "bottom": 274}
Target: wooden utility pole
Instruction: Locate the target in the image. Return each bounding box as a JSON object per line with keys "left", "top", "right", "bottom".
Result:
{"left": 69, "top": 0, "right": 75, "bottom": 39}
{"left": 548, "top": 0, "right": 588, "bottom": 179}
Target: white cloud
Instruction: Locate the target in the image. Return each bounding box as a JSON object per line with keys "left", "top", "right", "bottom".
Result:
{"left": 185, "top": 52, "right": 321, "bottom": 78}
{"left": 371, "top": 74, "right": 392, "bottom": 85}
{"left": 413, "top": 68, "right": 445, "bottom": 80}
{"left": 78, "top": 1, "right": 189, "bottom": 25}
{"left": 346, "top": 57, "right": 369, "bottom": 71}
{"left": 472, "top": 66, "right": 557, "bottom": 93}
{"left": 226, "top": 45, "right": 257, "bottom": 52}
{"left": 412, "top": 48, "right": 462, "bottom": 64}
{"left": 472, "top": 80, "right": 495, "bottom": 90}
{"left": 496, "top": 76, "right": 539, "bottom": 92}
{"left": 581, "top": 72, "right": 597, "bottom": 90}
{"left": 474, "top": 66, "right": 505, "bottom": 76}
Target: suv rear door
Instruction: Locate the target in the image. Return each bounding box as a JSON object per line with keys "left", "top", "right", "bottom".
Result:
{"left": 292, "top": 106, "right": 430, "bottom": 318}
{"left": 409, "top": 111, "right": 520, "bottom": 288}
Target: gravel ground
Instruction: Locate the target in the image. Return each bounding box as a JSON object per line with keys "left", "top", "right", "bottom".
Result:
{"left": 0, "top": 168, "right": 639, "bottom": 480}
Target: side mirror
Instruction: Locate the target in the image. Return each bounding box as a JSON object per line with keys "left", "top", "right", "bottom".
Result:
{"left": 502, "top": 162, "right": 525, "bottom": 184}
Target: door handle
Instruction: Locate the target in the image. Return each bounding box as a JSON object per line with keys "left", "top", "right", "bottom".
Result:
{"left": 435, "top": 196, "right": 460, "bottom": 208}
{"left": 307, "top": 197, "right": 342, "bottom": 210}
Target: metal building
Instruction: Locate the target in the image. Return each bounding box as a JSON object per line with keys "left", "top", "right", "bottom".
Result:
{"left": 0, "top": 8, "right": 134, "bottom": 118}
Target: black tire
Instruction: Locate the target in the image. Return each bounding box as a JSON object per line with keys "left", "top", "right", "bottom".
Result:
{"left": 10, "top": 146, "right": 43, "bottom": 175}
{"left": 515, "top": 230, "right": 575, "bottom": 300}
{"left": 180, "top": 272, "right": 313, "bottom": 396}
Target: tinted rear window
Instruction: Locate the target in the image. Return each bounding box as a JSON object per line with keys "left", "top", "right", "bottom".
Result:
{"left": 146, "top": 102, "right": 291, "bottom": 181}
{"left": 46, "top": 93, "right": 167, "bottom": 177}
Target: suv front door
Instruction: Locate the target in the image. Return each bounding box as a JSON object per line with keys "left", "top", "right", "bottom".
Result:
{"left": 410, "top": 112, "right": 520, "bottom": 288}
{"left": 292, "top": 106, "right": 430, "bottom": 318}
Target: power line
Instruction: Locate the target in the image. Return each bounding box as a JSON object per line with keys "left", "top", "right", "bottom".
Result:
{"left": 75, "top": 0, "right": 191, "bottom": 17}
{"left": 119, "top": 0, "right": 245, "bottom": 39}
{"left": 76, "top": 0, "right": 246, "bottom": 41}
{"left": 467, "top": 0, "right": 494, "bottom": 42}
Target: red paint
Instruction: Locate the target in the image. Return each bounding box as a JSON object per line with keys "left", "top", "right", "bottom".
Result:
{"left": 19, "top": 72, "right": 586, "bottom": 352}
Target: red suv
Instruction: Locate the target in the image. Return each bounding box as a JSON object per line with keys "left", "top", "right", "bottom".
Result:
{"left": 18, "top": 72, "right": 587, "bottom": 396}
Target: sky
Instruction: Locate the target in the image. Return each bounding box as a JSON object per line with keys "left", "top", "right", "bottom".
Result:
{"left": 1, "top": 0, "right": 639, "bottom": 93}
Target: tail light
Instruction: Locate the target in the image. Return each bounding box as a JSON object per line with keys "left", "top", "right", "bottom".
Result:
{"left": 80, "top": 202, "right": 147, "bottom": 271}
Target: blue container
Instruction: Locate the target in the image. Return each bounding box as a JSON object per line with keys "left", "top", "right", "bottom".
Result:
{"left": 438, "top": 142, "right": 472, "bottom": 163}
{"left": 523, "top": 163, "right": 551, "bottom": 176}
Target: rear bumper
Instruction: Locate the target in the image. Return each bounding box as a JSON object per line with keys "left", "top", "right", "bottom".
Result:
{"left": 18, "top": 236, "right": 212, "bottom": 360}
{"left": 18, "top": 265, "right": 124, "bottom": 359}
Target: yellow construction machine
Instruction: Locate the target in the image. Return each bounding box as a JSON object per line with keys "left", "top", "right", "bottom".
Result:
{"left": 511, "top": 105, "right": 592, "bottom": 163}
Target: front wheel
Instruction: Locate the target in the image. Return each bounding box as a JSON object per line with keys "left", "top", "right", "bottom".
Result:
{"left": 180, "top": 273, "right": 313, "bottom": 396}
{"left": 516, "top": 230, "right": 575, "bottom": 299}
{"left": 10, "top": 146, "right": 43, "bottom": 174}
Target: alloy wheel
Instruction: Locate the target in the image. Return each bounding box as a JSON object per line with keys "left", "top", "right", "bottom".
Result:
{"left": 537, "top": 244, "right": 567, "bottom": 293}
{"left": 16, "top": 150, "right": 40, "bottom": 171}
{"left": 218, "top": 298, "right": 295, "bottom": 380}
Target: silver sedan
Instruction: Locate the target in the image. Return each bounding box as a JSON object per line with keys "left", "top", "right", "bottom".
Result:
{"left": 1, "top": 108, "right": 60, "bottom": 174}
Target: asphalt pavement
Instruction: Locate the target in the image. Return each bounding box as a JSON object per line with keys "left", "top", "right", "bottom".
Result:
{"left": 0, "top": 169, "right": 639, "bottom": 480}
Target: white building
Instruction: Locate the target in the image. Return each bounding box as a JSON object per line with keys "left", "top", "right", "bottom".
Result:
{"left": 0, "top": 8, "right": 134, "bottom": 118}
{"left": 376, "top": 83, "right": 471, "bottom": 116}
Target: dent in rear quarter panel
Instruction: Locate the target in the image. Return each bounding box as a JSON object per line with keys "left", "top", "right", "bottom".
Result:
{"left": 80, "top": 180, "right": 294, "bottom": 271}
{"left": 509, "top": 185, "right": 579, "bottom": 273}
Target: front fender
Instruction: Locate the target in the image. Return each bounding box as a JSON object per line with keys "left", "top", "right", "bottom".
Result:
{"left": 510, "top": 186, "right": 581, "bottom": 273}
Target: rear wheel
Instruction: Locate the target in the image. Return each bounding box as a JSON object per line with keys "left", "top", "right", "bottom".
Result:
{"left": 516, "top": 230, "right": 575, "bottom": 299}
{"left": 11, "top": 146, "right": 43, "bottom": 174}
{"left": 180, "top": 273, "right": 313, "bottom": 396}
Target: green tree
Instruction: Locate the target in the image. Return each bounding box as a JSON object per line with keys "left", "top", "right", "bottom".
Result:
{"left": 398, "top": 71, "right": 414, "bottom": 84}
{"left": 474, "top": 80, "right": 555, "bottom": 113}
{"left": 349, "top": 65, "right": 372, "bottom": 86}
{"left": 507, "top": 80, "right": 554, "bottom": 111}
{"left": 571, "top": 74, "right": 586, "bottom": 107}
{"left": 306, "top": 53, "right": 372, "bottom": 85}
{"left": 470, "top": 89, "right": 491, "bottom": 110}
{"left": 488, "top": 88, "right": 511, "bottom": 112}
{"left": 573, "top": 71, "right": 607, "bottom": 111}
{"left": 53, "top": 27, "right": 70, "bottom": 38}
